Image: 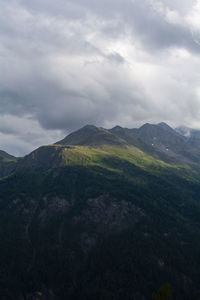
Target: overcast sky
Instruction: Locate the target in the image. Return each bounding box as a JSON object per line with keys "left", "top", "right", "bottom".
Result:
{"left": 1, "top": 0, "right": 200, "bottom": 155}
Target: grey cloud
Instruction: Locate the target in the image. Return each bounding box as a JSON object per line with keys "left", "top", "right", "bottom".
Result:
{"left": 62, "top": 0, "right": 199, "bottom": 52}
{"left": 128, "top": 3, "right": 198, "bottom": 52}
{"left": 1, "top": 0, "right": 200, "bottom": 155}
{"left": 162, "top": 0, "right": 197, "bottom": 14}
{"left": 3, "top": 0, "right": 197, "bottom": 52}
{"left": 105, "top": 53, "right": 126, "bottom": 64}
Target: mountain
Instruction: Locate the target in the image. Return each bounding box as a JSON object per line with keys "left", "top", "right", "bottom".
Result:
{"left": 137, "top": 122, "right": 186, "bottom": 149}
{"left": 57, "top": 125, "right": 126, "bottom": 146}
{"left": 176, "top": 126, "right": 200, "bottom": 152}
{"left": 185, "top": 129, "right": 200, "bottom": 149}
{"left": 1, "top": 123, "right": 200, "bottom": 299}
{"left": 0, "top": 150, "right": 18, "bottom": 178}
{"left": 111, "top": 123, "right": 200, "bottom": 166}
{"left": 0, "top": 150, "right": 16, "bottom": 160}
{"left": 175, "top": 126, "right": 192, "bottom": 137}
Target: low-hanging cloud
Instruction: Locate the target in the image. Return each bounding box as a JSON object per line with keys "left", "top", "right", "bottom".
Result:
{"left": 0, "top": 0, "right": 200, "bottom": 155}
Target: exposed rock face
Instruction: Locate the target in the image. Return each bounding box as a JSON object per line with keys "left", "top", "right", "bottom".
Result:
{"left": 73, "top": 194, "right": 145, "bottom": 231}
{"left": 31, "top": 193, "right": 146, "bottom": 253}
{"left": 38, "top": 195, "right": 70, "bottom": 225}
{"left": 19, "top": 289, "right": 57, "bottom": 300}
{"left": 73, "top": 194, "right": 145, "bottom": 252}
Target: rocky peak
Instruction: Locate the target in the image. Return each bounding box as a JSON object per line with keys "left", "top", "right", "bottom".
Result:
{"left": 56, "top": 124, "right": 126, "bottom": 146}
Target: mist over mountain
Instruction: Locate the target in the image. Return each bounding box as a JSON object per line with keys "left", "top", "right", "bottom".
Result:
{"left": 1, "top": 122, "right": 200, "bottom": 299}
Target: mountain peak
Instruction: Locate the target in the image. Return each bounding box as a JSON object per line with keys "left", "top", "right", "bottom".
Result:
{"left": 139, "top": 123, "right": 156, "bottom": 131}
{"left": 111, "top": 125, "right": 123, "bottom": 131}
{"left": 81, "top": 124, "right": 100, "bottom": 131}
{"left": 56, "top": 125, "right": 126, "bottom": 146}
{"left": 157, "top": 122, "right": 174, "bottom": 131}
{"left": 139, "top": 122, "right": 177, "bottom": 135}
{"left": 158, "top": 122, "right": 170, "bottom": 127}
{"left": 139, "top": 122, "right": 172, "bottom": 131}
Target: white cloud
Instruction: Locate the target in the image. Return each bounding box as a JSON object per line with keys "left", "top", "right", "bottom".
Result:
{"left": 186, "top": 0, "right": 200, "bottom": 45}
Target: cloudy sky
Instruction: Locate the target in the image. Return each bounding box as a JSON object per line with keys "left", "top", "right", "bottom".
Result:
{"left": 1, "top": 0, "right": 200, "bottom": 155}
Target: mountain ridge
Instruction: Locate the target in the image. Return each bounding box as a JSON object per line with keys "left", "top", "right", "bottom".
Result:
{"left": 1, "top": 122, "right": 200, "bottom": 299}
{"left": 2, "top": 122, "right": 200, "bottom": 178}
{"left": 56, "top": 122, "right": 200, "bottom": 168}
{"left": 56, "top": 124, "right": 127, "bottom": 147}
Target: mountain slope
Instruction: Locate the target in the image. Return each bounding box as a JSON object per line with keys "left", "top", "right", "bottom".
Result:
{"left": 0, "top": 150, "right": 16, "bottom": 160}
{"left": 0, "top": 150, "right": 18, "bottom": 178}
{"left": 1, "top": 124, "right": 200, "bottom": 299}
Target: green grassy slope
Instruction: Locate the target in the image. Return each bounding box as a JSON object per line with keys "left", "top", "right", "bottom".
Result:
{"left": 56, "top": 144, "right": 194, "bottom": 182}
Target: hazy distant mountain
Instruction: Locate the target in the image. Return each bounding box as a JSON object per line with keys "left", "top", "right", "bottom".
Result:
{"left": 176, "top": 126, "right": 200, "bottom": 149}
{"left": 1, "top": 123, "right": 200, "bottom": 299}
{"left": 175, "top": 125, "right": 192, "bottom": 137}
